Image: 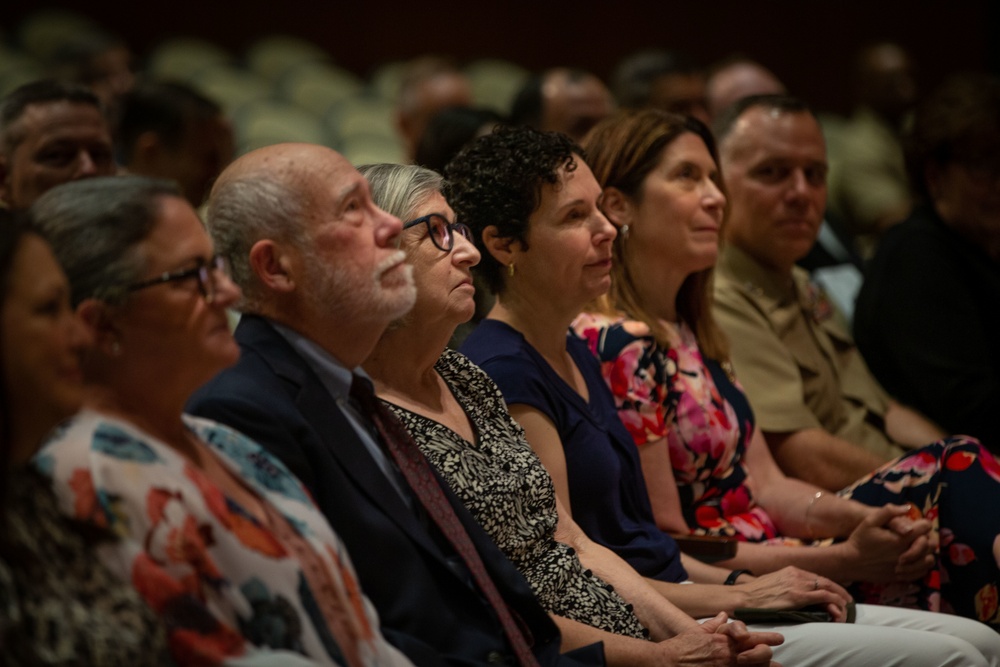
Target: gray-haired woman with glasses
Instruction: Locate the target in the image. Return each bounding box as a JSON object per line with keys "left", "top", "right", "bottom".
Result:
{"left": 30, "top": 175, "right": 414, "bottom": 667}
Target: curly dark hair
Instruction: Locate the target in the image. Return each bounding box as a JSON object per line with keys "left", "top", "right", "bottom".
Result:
{"left": 445, "top": 124, "right": 582, "bottom": 295}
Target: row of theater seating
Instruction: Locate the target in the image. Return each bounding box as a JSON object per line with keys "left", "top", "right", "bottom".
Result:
{"left": 1, "top": 9, "right": 530, "bottom": 164}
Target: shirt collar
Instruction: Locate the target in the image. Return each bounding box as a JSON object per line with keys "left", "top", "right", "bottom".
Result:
{"left": 270, "top": 321, "right": 372, "bottom": 400}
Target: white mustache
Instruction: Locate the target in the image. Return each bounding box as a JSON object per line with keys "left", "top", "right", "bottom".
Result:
{"left": 375, "top": 249, "right": 412, "bottom": 280}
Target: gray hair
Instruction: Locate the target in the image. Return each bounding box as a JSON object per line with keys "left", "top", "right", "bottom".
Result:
{"left": 358, "top": 163, "right": 444, "bottom": 222}
{"left": 31, "top": 175, "right": 180, "bottom": 307}
{"left": 206, "top": 175, "right": 308, "bottom": 312}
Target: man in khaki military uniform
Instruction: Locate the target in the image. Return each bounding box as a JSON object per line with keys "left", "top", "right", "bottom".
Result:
{"left": 711, "top": 94, "right": 943, "bottom": 490}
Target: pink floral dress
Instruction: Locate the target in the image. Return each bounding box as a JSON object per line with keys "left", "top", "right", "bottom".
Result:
{"left": 574, "top": 311, "right": 1000, "bottom": 629}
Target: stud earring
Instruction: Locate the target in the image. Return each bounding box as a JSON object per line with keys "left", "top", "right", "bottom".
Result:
{"left": 619, "top": 224, "right": 630, "bottom": 241}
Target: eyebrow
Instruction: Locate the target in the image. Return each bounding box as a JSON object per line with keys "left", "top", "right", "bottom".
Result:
{"left": 337, "top": 181, "right": 364, "bottom": 204}
{"left": 556, "top": 199, "right": 586, "bottom": 213}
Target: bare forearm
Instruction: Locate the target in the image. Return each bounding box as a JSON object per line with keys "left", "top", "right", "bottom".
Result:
{"left": 715, "top": 541, "right": 856, "bottom": 583}
{"left": 574, "top": 534, "right": 699, "bottom": 639}
{"left": 885, "top": 401, "right": 946, "bottom": 448}
{"left": 765, "top": 428, "right": 887, "bottom": 490}
{"left": 755, "top": 479, "right": 870, "bottom": 539}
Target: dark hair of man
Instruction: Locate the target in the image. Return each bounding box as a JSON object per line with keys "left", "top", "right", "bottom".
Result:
{"left": 49, "top": 30, "right": 127, "bottom": 85}
{"left": 445, "top": 124, "right": 582, "bottom": 295}
{"left": 905, "top": 72, "right": 1000, "bottom": 200}
{"left": 611, "top": 50, "right": 701, "bottom": 109}
{"left": 116, "top": 80, "right": 222, "bottom": 161}
{"left": 0, "top": 79, "right": 101, "bottom": 154}
{"left": 510, "top": 69, "right": 599, "bottom": 129}
{"left": 415, "top": 106, "right": 504, "bottom": 174}
{"left": 711, "top": 93, "right": 814, "bottom": 145}
{"left": 508, "top": 73, "right": 545, "bottom": 128}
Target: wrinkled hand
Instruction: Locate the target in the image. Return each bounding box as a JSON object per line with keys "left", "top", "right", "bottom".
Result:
{"left": 657, "top": 613, "right": 782, "bottom": 667}
{"left": 739, "top": 566, "right": 852, "bottom": 622}
{"left": 844, "top": 504, "right": 934, "bottom": 583}
{"left": 715, "top": 616, "right": 783, "bottom": 666}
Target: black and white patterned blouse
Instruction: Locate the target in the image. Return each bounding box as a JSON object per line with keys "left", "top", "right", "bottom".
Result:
{"left": 385, "top": 348, "right": 648, "bottom": 639}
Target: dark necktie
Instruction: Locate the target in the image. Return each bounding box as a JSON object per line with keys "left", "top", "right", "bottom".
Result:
{"left": 349, "top": 375, "right": 540, "bottom": 667}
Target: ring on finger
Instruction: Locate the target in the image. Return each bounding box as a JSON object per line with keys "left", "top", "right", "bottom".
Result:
{"left": 814, "top": 578, "right": 819, "bottom": 590}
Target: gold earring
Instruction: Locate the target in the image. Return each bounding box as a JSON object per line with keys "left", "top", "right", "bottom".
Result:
{"left": 507, "top": 263, "right": 515, "bottom": 278}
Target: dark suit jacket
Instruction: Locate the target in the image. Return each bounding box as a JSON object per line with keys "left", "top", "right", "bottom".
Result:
{"left": 188, "top": 315, "right": 603, "bottom": 667}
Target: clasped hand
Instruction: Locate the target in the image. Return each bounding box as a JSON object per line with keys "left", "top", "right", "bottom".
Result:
{"left": 663, "top": 613, "right": 782, "bottom": 666}
{"left": 845, "top": 503, "right": 935, "bottom": 583}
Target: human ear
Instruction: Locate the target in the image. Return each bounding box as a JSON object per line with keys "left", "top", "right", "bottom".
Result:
{"left": 482, "top": 225, "right": 519, "bottom": 266}
{"left": 76, "top": 299, "right": 120, "bottom": 357}
{"left": 601, "top": 187, "right": 634, "bottom": 229}
{"left": 249, "top": 240, "right": 296, "bottom": 293}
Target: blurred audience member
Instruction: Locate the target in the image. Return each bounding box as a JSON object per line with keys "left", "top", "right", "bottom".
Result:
{"left": 48, "top": 29, "right": 135, "bottom": 115}
{"left": 712, "top": 95, "right": 944, "bottom": 491}
{"left": 828, "top": 42, "right": 917, "bottom": 256}
{"left": 611, "top": 50, "right": 709, "bottom": 124}
{"left": 0, "top": 80, "right": 115, "bottom": 209}
{"left": 414, "top": 106, "right": 502, "bottom": 173}
{"left": 117, "top": 80, "right": 234, "bottom": 207}
{"left": 0, "top": 209, "right": 170, "bottom": 665}
{"left": 33, "top": 175, "right": 411, "bottom": 666}
{"left": 510, "top": 68, "right": 614, "bottom": 141}
{"left": 395, "top": 57, "right": 473, "bottom": 162}
{"left": 705, "top": 57, "right": 785, "bottom": 121}
{"left": 855, "top": 73, "right": 1000, "bottom": 453}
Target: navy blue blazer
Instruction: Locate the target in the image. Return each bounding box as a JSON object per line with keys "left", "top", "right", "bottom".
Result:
{"left": 187, "top": 315, "right": 603, "bottom": 667}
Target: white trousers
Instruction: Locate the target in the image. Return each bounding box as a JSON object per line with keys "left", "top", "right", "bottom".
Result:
{"left": 747, "top": 603, "right": 1000, "bottom": 667}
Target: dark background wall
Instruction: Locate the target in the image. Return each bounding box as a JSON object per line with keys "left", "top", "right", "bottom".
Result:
{"left": 8, "top": 0, "right": 998, "bottom": 114}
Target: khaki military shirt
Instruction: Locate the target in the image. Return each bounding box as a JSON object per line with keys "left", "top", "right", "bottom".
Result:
{"left": 713, "top": 244, "right": 905, "bottom": 461}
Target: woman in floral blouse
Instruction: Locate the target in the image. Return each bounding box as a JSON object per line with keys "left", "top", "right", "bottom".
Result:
{"left": 30, "top": 176, "right": 411, "bottom": 667}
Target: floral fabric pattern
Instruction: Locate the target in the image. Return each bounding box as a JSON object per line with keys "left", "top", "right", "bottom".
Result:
{"left": 576, "top": 312, "right": 1000, "bottom": 629}
{"left": 34, "top": 410, "right": 411, "bottom": 666}
{"left": 384, "top": 349, "right": 647, "bottom": 639}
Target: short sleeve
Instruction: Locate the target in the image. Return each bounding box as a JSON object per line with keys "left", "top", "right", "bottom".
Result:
{"left": 573, "top": 313, "right": 675, "bottom": 447}
{"left": 712, "top": 284, "right": 824, "bottom": 434}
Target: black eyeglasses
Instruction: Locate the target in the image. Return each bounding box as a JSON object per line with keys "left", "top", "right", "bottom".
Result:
{"left": 127, "top": 254, "right": 231, "bottom": 303}
{"left": 402, "top": 213, "right": 473, "bottom": 253}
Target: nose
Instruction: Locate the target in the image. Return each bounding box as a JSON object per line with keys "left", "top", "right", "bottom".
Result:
{"left": 375, "top": 207, "right": 404, "bottom": 248}
{"left": 785, "top": 169, "right": 812, "bottom": 202}
{"left": 75, "top": 150, "right": 98, "bottom": 178}
{"left": 66, "top": 310, "right": 94, "bottom": 352}
{"left": 703, "top": 179, "right": 726, "bottom": 213}
{"left": 452, "top": 233, "right": 481, "bottom": 268}
{"left": 593, "top": 209, "right": 618, "bottom": 244}
{"left": 211, "top": 272, "right": 242, "bottom": 308}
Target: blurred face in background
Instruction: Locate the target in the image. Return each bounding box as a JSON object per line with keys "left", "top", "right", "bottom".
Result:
{"left": 3, "top": 234, "right": 91, "bottom": 462}
{"left": 0, "top": 101, "right": 115, "bottom": 209}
